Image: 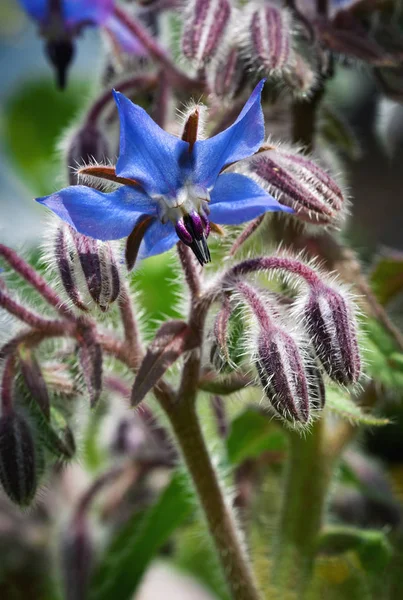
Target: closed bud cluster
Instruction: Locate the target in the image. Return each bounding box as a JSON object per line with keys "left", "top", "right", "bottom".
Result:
{"left": 240, "top": 3, "right": 294, "bottom": 76}
{"left": 245, "top": 145, "right": 345, "bottom": 226}
{"left": 67, "top": 125, "right": 109, "bottom": 185}
{"left": 182, "top": 0, "right": 232, "bottom": 66}
{"left": 301, "top": 283, "right": 361, "bottom": 386}
{"left": 0, "top": 410, "right": 38, "bottom": 506}
{"left": 54, "top": 224, "right": 121, "bottom": 312}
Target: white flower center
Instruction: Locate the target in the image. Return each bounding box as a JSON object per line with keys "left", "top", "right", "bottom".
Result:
{"left": 153, "top": 184, "right": 210, "bottom": 224}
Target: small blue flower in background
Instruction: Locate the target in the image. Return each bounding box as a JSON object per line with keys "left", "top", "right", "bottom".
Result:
{"left": 19, "top": 0, "right": 145, "bottom": 88}
{"left": 37, "top": 80, "right": 292, "bottom": 266}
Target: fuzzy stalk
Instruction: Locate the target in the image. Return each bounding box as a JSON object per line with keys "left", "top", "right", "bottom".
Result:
{"left": 273, "top": 418, "right": 332, "bottom": 595}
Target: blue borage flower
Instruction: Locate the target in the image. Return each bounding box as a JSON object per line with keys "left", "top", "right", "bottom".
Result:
{"left": 37, "top": 80, "right": 292, "bottom": 266}
{"left": 19, "top": 0, "right": 145, "bottom": 88}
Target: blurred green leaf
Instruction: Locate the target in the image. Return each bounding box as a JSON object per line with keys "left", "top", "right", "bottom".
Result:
{"left": 320, "top": 105, "right": 361, "bottom": 160}
{"left": 226, "top": 408, "right": 287, "bottom": 465}
{"left": 327, "top": 388, "right": 389, "bottom": 427}
{"left": 370, "top": 252, "right": 403, "bottom": 305}
{"left": 89, "top": 470, "right": 193, "bottom": 600}
{"left": 363, "top": 319, "right": 403, "bottom": 390}
{"left": 3, "top": 78, "right": 89, "bottom": 195}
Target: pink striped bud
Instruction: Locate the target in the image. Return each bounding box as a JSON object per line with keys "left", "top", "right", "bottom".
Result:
{"left": 208, "top": 45, "right": 246, "bottom": 98}
{"left": 247, "top": 145, "right": 345, "bottom": 225}
{"left": 256, "top": 328, "right": 311, "bottom": 423}
{"left": 54, "top": 225, "right": 121, "bottom": 312}
{"left": 182, "top": 0, "right": 232, "bottom": 66}
{"left": 243, "top": 3, "right": 294, "bottom": 75}
{"left": 302, "top": 283, "right": 361, "bottom": 386}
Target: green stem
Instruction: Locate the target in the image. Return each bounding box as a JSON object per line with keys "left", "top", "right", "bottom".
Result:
{"left": 274, "top": 418, "right": 332, "bottom": 594}
{"left": 159, "top": 394, "right": 261, "bottom": 600}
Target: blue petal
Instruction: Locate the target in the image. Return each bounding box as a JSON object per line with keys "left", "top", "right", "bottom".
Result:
{"left": 114, "top": 91, "right": 190, "bottom": 196}
{"left": 209, "top": 173, "right": 293, "bottom": 225}
{"left": 103, "top": 15, "right": 148, "bottom": 55}
{"left": 139, "top": 220, "right": 178, "bottom": 259}
{"left": 19, "top": 0, "right": 113, "bottom": 25}
{"left": 192, "top": 80, "right": 266, "bottom": 189}
{"left": 36, "top": 185, "right": 158, "bottom": 241}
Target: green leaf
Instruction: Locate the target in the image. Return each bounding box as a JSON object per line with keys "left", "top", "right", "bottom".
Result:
{"left": 317, "top": 527, "right": 392, "bottom": 573}
{"left": 327, "top": 389, "right": 389, "bottom": 427}
{"left": 226, "top": 408, "right": 287, "bottom": 465}
{"left": 89, "top": 470, "right": 193, "bottom": 600}
{"left": 363, "top": 319, "right": 403, "bottom": 390}
{"left": 370, "top": 251, "right": 403, "bottom": 305}
{"left": 320, "top": 105, "right": 361, "bottom": 160}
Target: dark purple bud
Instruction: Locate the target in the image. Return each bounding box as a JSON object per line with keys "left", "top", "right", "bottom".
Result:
{"left": 175, "top": 212, "right": 211, "bottom": 266}
{"left": 302, "top": 284, "right": 361, "bottom": 386}
{"left": 256, "top": 328, "right": 311, "bottom": 423}
{"left": 249, "top": 145, "right": 345, "bottom": 225}
{"left": 60, "top": 515, "right": 93, "bottom": 600}
{"left": 0, "top": 410, "right": 38, "bottom": 506}
{"left": 45, "top": 39, "right": 75, "bottom": 89}
{"left": 245, "top": 4, "right": 294, "bottom": 75}
{"left": 208, "top": 45, "right": 246, "bottom": 98}
{"left": 54, "top": 225, "right": 121, "bottom": 312}
{"left": 67, "top": 126, "right": 110, "bottom": 185}
{"left": 182, "top": 0, "right": 232, "bottom": 66}
{"left": 19, "top": 348, "right": 51, "bottom": 421}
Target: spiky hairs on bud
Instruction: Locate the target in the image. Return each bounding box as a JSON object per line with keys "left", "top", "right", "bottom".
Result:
{"left": 300, "top": 282, "right": 361, "bottom": 386}
{"left": 0, "top": 410, "right": 38, "bottom": 506}
{"left": 238, "top": 143, "right": 346, "bottom": 227}
{"left": 181, "top": 0, "right": 233, "bottom": 67}
{"left": 207, "top": 44, "right": 246, "bottom": 99}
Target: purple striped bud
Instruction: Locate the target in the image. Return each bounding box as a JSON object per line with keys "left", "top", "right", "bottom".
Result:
{"left": 182, "top": 0, "right": 232, "bottom": 66}
{"left": 175, "top": 211, "right": 211, "bottom": 266}
{"left": 54, "top": 225, "right": 121, "bottom": 312}
{"left": 67, "top": 125, "right": 109, "bottom": 185}
{"left": 208, "top": 45, "right": 246, "bottom": 98}
{"left": 0, "top": 410, "right": 38, "bottom": 506}
{"left": 243, "top": 3, "right": 294, "bottom": 75}
{"left": 19, "top": 348, "right": 51, "bottom": 421}
{"left": 256, "top": 328, "right": 311, "bottom": 423}
{"left": 247, "top": 145, "right": 345, "bottom": 226}
{"left": 302, "top": 284, "right": 361, "bottom": 386}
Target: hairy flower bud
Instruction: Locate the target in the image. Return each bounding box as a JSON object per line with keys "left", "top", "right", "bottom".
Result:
{"left": 256, "top": 328, "right": 311, "bottom": 423}
{"left": 19, "top": 348, "right": 51, "bottom": 421}
{"left": 302, "top": 284, "right": 361, "bottom": 386}
{"left": 182, "top": 0, "right": 232, "bottom": 66}
{"left": 67, "top": 125, "right": 110, "bottom": 185}
{"left": 54, "top": 225, "right": 121, "bottom": 312}
{"left": 247, "top": 145, "right": 345, "bottom": 225}
{"left": 208, "top": 45, "right": 246, "bottom": 98}
{"left": 242, "top": 3, "right": 294, "bottom": 75}
{"left": 0, "top": 410, "right": 38, "bottom": 506}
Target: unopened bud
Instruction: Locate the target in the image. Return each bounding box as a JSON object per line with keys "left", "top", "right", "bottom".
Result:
{"left": 302, "top": 284, "right": 361, "bottom": 386}
{"left": 54, "top": 225, "right": 121, "bottom": 312}
{"left": 208, "top": 45, "right": 246, "bottom": 98}
{"left": 0, "top": 410, "right": 38, "bottom": 506}
{"left": 284, "top": 51, "right": 317, "bottom": 97}
{"left": 256, "top": 328, "right": 311, "bottom": 423}
{"left": 19, "top": 348, "right": 51, "bottom": 421}
{"left": 67, "top": 125, "right": 110, "bottom": 185}
{"left": 243, "top": 3, "right": 294, "bottom": 75}
{"left": 248, "top": 145, "right": 345, "bottom": 225}
{"left": 182, "top": 0, "right": 232, "bottom": 66}
{"left": 60, "top": 515, "right": 93, "bottom": 600}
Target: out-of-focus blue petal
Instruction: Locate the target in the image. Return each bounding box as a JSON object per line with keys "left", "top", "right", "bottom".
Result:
{"left": 114, "top": 91, "right": 190, "bottom": 196}
{"left": 192, "top": 80, "right": 266, "bottom": 189}
{"left": 138, "top": 220, "right": 178, "bottom": 259}
{"left": 19, "top": 0, "right": 113, "bottom": 26}
{"left": 36, "top": 185, "right": 158, "bottom": 241}
{"left": 103, "top": 15, "right": 148, "bottom": 55}
{"left": 209, "top": 173, "right": 293, "bottom": 225}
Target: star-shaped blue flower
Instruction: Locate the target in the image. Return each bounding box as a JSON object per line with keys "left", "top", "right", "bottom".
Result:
{"left": 19, "top": 0, "right": 145, "bottom": 88}
{"left": 37, "top": 80, "right": 292, "bottom": 265}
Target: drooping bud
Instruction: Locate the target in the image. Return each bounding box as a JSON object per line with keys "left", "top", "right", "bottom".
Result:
{"left": 60, "top": 514, "right": 93, "bottom": 600}
{"left": 45, "top": 39, "right": 75, "bottom": 89}
{"left": 182, "top": 0, "right": 232, "bottom": 66}
{"left": 247, "top": 145, "right": 345, "bottom": 225}
{"left": 302, "top": 283, "right": 361, "bottom": 386}
{"left": 242, "top": 3, "right": 294, "bottom": 76}
{"left": 208, "top": 45, "right": 246, "bottom": 98}
{"left": 67, "top": 125, "right": 110, "bottom": 185}
{"left": 256, "top": 328, "right": 311, "bottom": 423}
{"left": 54, "top": 225, "right": 121, "bottom": 312}
{"left": 0, "top": 410, "right": 38, "bottom": 506}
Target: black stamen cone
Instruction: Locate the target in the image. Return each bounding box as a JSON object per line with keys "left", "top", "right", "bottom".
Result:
{"left": 45, "top": 39, "right": 75, "bottom": 89}
{"left": 184, "top": 215, "right": 211, "bottom": 266}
